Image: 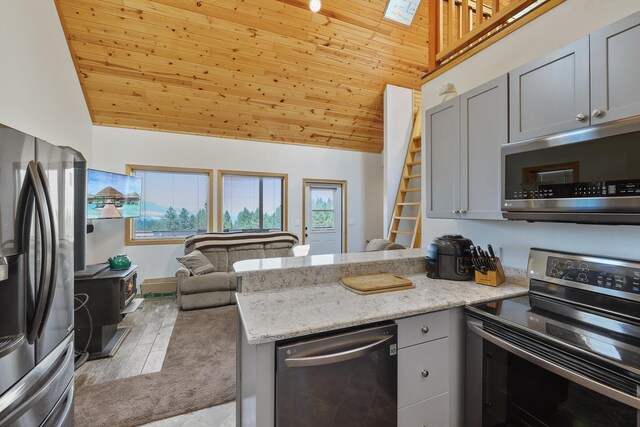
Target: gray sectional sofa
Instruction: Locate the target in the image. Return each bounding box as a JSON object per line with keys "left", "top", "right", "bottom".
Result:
{"left": 175, "top": 232, "right": 299, "bottom": 310}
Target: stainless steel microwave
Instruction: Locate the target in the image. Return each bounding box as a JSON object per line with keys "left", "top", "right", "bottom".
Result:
{"left": 501, "top": 118, "right": 640, "bottom": 224}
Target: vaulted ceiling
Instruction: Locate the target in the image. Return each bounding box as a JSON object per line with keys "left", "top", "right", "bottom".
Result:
{"left": 55, "top": 0, "right": 429, "bottom": 153}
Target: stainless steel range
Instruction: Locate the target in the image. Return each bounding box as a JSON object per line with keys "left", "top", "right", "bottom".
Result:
{"left": 466, "top": 248, "right": 640, "bottom": 427}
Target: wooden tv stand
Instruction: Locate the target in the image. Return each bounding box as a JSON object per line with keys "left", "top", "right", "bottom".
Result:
{"left": 74, "top": 263, "right": 142, "bottom": 360}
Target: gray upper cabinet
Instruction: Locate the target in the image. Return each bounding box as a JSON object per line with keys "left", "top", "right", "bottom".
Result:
{"left": 461, "top": 74, "right": 508, "bottom": 220}
{"left": 424, "top": 98, "right": 460, "bottom": 219}
{"left": 590, "top": 11, "right": 640, "bottom": 124}
{"left": 509, "top": 37, "right": 590, "bottom": 142}
{"left": 425, "top": 75, "right": 507, "bottom": 220}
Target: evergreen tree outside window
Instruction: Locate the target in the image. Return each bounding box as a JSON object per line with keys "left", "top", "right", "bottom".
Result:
{"left": 219, "top": 171, "right": 288, "bottom": 232}
{"left": 125, "top": 165, "right": 213, "bottom": 245}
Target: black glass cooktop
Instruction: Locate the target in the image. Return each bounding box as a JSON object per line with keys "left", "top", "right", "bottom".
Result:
{"left": 468, "top": 294, "right": 640, "bottom": 374}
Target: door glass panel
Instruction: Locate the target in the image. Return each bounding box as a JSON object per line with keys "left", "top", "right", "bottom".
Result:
{"left": 311, "top": 188, "right": 335, "bottom": 229}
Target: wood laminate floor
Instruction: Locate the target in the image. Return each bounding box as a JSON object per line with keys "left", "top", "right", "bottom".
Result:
{"left": 74, "top": 298, "right": 178, "bottom": 390}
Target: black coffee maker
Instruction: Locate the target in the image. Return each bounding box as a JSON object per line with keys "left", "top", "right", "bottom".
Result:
{"left": 426, "top": 235, "right": 474, "bottom": 280}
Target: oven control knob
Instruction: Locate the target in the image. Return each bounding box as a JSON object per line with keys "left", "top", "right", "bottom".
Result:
{"left": 578, "top": 273, "right": 588, "bottom": 282}
{"left": 552, "top": 259, "right": 560, "bottom": 267}
{"left": 421, "top": 325, "right": 429, "bottom": 334}
{"left": 578, "top": 263, "right": 589, "bottom": 271}
{"left": 421, "top": 369, "right": 429, "bottom": 378}
{"left": 550, "top": 268, "right": 559, "bottom": 276}
{"left": 564, "top": 260, "right": 574, "bottom": 268}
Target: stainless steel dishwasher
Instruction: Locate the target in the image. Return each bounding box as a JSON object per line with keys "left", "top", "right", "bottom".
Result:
{"left": 275, "top": 322, "right": 398, "bottom": 427}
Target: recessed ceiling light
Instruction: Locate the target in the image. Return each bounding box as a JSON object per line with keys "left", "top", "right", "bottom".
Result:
{"left": 384, "top": 0, "right": 421, "bottom": 26}
{"left": 309, "top": 0, "right": 322, "bottom": 13}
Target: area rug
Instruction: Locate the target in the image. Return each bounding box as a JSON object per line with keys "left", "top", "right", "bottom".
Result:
{"left": 74, "top": 305, "right": 237, "bottom": 427}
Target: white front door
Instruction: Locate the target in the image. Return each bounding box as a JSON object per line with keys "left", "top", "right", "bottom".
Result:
{"left": 304, "top": 183, "right": 343, "bottom": 255}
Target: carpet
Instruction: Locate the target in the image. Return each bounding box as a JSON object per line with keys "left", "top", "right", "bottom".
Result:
{"left": 74, "top": 305, "right": 237, "bottom": 427}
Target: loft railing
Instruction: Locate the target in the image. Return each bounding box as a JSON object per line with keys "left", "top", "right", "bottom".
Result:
{"left": 427, "top": 0, "right": 562, "bottom": 73}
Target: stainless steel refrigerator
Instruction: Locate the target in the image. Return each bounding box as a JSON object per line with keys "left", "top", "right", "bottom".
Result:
{"left": 0, "top": 125, "right": 83, "bottom": 426}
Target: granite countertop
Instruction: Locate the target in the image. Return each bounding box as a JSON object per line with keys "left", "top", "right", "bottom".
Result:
{"left": 236, "top": 272, "right": 528, "bottom": 345}
{"left": 234, "top": 248, "right": 427, "bottom": 275}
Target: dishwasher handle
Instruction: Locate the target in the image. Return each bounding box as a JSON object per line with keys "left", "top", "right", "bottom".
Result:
{"left": 285, "top": 335, "right": 393, "bottom": 368}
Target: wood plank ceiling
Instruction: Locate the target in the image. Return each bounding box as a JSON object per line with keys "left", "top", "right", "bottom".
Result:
{"left": 55, "top": 0, "right": 430, "bottom": 153}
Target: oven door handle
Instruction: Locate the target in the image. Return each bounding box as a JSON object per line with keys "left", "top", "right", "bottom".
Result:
{"left": 285, "top": 335, "right": 393, "bottom": 368}
{"left": 467, "top": 320, "right": 640, "bottom": 410}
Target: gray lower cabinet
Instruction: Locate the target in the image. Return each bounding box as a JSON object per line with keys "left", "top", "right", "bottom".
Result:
{"left": 425, "top": 75, "right": 508, "bottom": 220}
{"left": 398, "top": 338, "right": 450, "bottom": 408}
{"left": 509, "top": 36, "right": 590, "bottom": 142}
{"left": 397, "top": 310, "right": 461, "bottom": 427}
{"left": 398, "top": 393, "right": 449, "bottom": 427}
{"left": 590, "top": 11, "right": 640, "bottom": 124}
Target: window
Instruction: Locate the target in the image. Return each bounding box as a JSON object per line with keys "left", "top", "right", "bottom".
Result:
{"left": 311, "top": 188, "right": 336, "bottom": 230}
{"left": 218, "top": 170, "right": 288, "bottom": 232}
{"left": 125, "top": 165, "right": 213, "bottom": 245}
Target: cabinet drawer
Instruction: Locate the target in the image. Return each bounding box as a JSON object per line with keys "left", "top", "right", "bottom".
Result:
{"left": 396, "top": 310, "right": 449, "bottom": 349}
{"left": 398, "top": 338, "right": 449, "bottom": 408}
{"left": 398, "top": 392, "right": 449, "bottom": 427}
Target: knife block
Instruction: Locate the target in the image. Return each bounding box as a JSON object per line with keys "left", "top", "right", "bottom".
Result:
{"left": 475, "top": 257, "right": 506, "bottom": 287}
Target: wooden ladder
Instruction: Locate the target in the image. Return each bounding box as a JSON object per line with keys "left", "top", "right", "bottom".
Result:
{"left": 387, "top": 111, "right": 422, "bottom": 248}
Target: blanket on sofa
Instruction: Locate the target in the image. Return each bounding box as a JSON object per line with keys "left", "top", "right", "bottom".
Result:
{"left": 185, "top": 231, "right": 299, "bottom": 252}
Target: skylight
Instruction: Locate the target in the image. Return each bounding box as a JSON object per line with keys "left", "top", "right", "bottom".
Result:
{"left": 384, "top": 0, "right": 421, "bottom": 26}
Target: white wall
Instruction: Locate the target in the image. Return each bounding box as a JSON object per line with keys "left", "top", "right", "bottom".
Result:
{"left": 383, "top": 86, "right": 414, "bottom": 235}
{"left": 422, "top": 0, "right": 640, "bottom": 268}
{"left": 0, "top": 0, "right": 92, "bottom": 158}
{"left": 88, "top": 126, "right": 383, "bottom": 282}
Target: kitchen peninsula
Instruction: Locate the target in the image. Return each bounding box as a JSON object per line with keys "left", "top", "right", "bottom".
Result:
{"left": 235, "top": 249, "right": 529, "bottom": 427}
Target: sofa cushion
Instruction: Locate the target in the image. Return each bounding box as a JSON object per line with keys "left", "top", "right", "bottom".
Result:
{"left": 199, "top": 248, "right": 229, "bottom": 273}
{"left": 176, "top": 250, "right": 216, "bottom": 275}
{"left": 227, "top": 244, "right": 265, "bottom": 272}
{"left": 180, "top": 272, "right": 231, "bottom": 294}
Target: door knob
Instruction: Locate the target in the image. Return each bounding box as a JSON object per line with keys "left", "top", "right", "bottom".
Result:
{"left": 592, "top": 109, "right": 603, "bottom": 117}
{"left": 576, "top": 113, "right": 586, "bottom": 121}
{"left": 421, "top": 369, "right": 429, "bottom": 378}
{"left": 421, "top": 325, "right": 429, "bottom": 334}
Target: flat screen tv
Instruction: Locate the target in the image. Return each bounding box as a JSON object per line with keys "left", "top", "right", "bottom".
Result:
{"left": 87, "top": 169, "right": 142, "bottom": 220}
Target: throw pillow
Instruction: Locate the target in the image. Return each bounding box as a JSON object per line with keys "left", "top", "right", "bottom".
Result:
{"left": 176, "top": 250, "right": 215, "bottom": 275}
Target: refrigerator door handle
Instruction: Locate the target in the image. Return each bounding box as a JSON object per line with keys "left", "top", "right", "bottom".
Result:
{"left": 16, "top": 161, "right": 53, "bottom": 344}
{"left": 0, "top": 257, "right": 8, "bottom": 282}
{"left": 0, "top": 334, "right": 73, "bottom": 426}
{"left": 36, "top": 162, "right": 58, "bottom": 338}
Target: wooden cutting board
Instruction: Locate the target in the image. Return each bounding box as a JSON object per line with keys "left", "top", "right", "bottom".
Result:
{"left": 340, "top": 273, "right": 414, "bottom": 295}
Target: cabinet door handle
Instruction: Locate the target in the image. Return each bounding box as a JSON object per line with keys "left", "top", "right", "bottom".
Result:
{"left": 576, "top": 113, "right": 586, "bottom": 121}
{"left": 421, "top": 369, "right": 429, "bottom": 378}
{"left": 592, "top": 109, "right": 603, "bottom": 117}
{"left": 460, "top": 209, "right": 467, "bottom": 214}
{"left": 453, "top": 209, "right": 460, "bottom": 214}
{"left": 421, "top": 325, "right": 429, "bottom": 334}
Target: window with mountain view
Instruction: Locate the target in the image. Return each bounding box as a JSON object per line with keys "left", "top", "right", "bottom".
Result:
{"left": 219, "top": 171, "right": 287, "bottom": 232}
{"left": 126, "top": 165, "right": 213, "bottom": 244}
